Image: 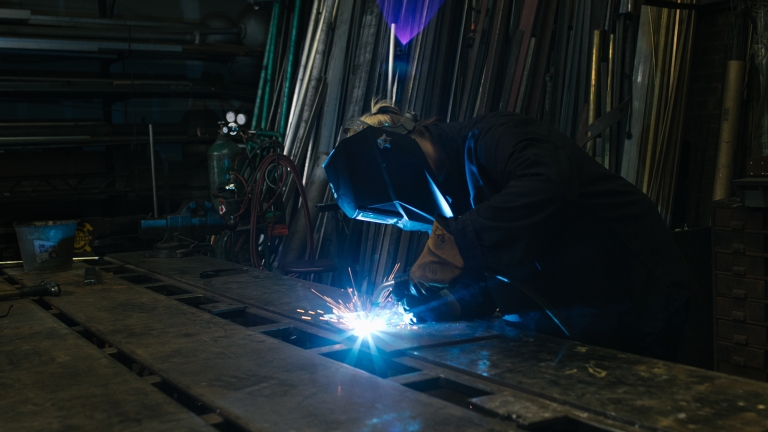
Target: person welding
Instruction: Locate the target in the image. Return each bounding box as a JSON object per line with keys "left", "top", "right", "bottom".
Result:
{"left": 323, "top": 100, "right": 693, "bottom": 360}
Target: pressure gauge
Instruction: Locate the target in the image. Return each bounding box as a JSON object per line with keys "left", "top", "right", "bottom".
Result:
{"left": 226, "top": 111, "right": 236, "bottom": 123}
{"left": 236, "top": 113, "right": 247, "bottom": 126}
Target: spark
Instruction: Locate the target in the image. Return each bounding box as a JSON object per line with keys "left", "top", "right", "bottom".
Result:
{"left": 311, "top": 264, "right": 412, "bottom": 338}
{"left": 297, "top": 309, "right": 305, "bottom": 313}
{"left": 301, "top": 316, "right": 311, "bottom": 320}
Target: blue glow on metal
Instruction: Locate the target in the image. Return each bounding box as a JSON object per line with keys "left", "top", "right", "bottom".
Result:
{"left": 426, "top": 171, "right": 453, "bottom": 218}
{"left": 377, "top": 0, "right": 446, "bottom": 44}
{"left": 503, "top": 314, "right": 522, "bottom": 322}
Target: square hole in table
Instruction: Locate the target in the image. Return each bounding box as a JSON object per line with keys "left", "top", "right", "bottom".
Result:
{"left": 175, "top": 295, "right": 218, "bottom": 309}
{"left": 144, "top": 284, "right": 191, "bottom": 296}
{"left": 119, "top": 274, "right": 161, "bottom": 284}
{"left": 262, "top": 326, "right": 338, "bottom": 350}
{"left": 321, "top": 349, "right": 419, "bottom": 378}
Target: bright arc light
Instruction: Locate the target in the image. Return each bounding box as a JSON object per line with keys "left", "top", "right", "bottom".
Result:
{"left": 350, "top": 315, "right": 387, "bottom": 337}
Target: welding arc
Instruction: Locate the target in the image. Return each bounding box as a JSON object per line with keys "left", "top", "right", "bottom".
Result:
{"left": 247, "top": 153, "right": 314, "bottom": 269}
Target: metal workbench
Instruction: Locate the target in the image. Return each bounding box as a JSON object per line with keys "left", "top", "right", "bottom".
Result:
{"left": 2, "top": 252, "right": 768, "bottom": 432}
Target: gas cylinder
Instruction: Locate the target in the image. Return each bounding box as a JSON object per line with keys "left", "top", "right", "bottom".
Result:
{"left": 207, "top": 131, "right": 243, "bottom": 200}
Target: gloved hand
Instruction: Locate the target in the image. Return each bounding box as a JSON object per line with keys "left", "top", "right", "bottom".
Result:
{"left": 401, "top": 288, "right": 462, "bottom": 322}
{"left": 394, "top": 218, "right": 464, "bottom": 323}
{"left": 409, "top": 218, "right": 464, "bottom": 296}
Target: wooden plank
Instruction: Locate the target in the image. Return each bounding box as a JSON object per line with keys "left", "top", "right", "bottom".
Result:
{"left": 0, "top": 300, "right": 213, "bottom": 432}
{"left": 4, "top": 265, "right": 507, "bottom": 432}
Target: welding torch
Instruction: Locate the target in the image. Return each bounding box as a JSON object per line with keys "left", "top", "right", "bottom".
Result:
{"left": 371, "top": 274, "right": 411, "bottom": 308}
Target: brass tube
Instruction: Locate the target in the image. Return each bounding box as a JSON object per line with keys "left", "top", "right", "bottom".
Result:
{"left": 713, "top": 60, "right": 747, "bottom": 200}
{"left": 605, "top": 33, "right": 615, "bottom": 169}
{"left": 587, "top": 30, "right": 603, "bottom": 158}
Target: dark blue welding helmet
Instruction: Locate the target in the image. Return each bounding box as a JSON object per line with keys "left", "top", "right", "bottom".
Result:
{"left": 323, "top": 119, "right": 453, "bottom": 232}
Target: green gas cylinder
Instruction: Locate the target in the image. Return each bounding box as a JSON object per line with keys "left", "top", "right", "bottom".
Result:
{"left": 207, "top": 133, "right": 243, "bottom": 200}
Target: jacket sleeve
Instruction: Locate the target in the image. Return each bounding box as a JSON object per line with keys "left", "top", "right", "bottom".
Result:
{"left": 447, "top": 124, "right": 577, "bottom": 272}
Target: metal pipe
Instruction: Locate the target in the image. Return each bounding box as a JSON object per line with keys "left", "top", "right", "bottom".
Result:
{"left": 447, "top": 0, "right": 470, "bottom": 122}
{"left": 280, "top": 0, "right": 302, "bottom": 137}
{"left": 587, "top": 30, "right": 602, "bottom": 158}
{"left": 606, "top": 33, "right": 615, "bottom": 170}
{"left": 0, "top": 257, "right": 97, "bottom": 265}
{"left": 286, "top": 0, "right": 334, "bottom": 159}
{"left": 713, "top": 60, "right": 746, "bottom": 200}
{"left": 262, "top": 1, "right": 282, "bottom": 130}
{"left": 285, "top": 0, "right": 321, "bottom": 152}
{"left": 0, "top": 24, "right": 240, "bottom": 44}
{"left": 388, "top": 23, "right": 395, "bottom": 101}
{"left": 149, "top": 124, "right": 159, "bottom": 218}
{"left": 251, "top": 5, "right": 278, "bottom": 130}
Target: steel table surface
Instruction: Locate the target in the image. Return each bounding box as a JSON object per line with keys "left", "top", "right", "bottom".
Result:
{"left": 104, "top": 252, "right": 768, "bottom": 431}
{"left": 108, "top": 252, "right": 498, "bottom": 352}
{"left": 3, "top": 264, "right": 509, "bottom": 432}
{"left": 409, "top": 336, "right": 768, "bottom": 432}
{"left": 0, "top": 298, "right": 214, "bottom": 432}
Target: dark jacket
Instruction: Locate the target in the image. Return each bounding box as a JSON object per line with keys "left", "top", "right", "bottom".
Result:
{"left": 425, "top": 112, "right": 692, "bottom": 359}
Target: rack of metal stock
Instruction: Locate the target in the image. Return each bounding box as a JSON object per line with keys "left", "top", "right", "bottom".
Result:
{"left": 243, "top": 0, "right": 701, "bottom": 298}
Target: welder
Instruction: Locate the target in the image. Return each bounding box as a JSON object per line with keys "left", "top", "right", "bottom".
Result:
{"left": 323, "top": 100, "right": 693, "bottom": 360}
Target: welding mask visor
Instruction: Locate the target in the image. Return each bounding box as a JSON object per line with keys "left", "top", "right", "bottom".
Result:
{"left": 323, "top": 126, "right": 452, "bottom": 232}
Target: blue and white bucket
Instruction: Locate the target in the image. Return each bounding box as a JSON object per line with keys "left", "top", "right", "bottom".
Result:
{"left": 14, "top": 220, "right": 78, "bottom": 273}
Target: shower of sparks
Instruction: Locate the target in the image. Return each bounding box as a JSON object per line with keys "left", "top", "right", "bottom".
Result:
{"left": 311, "top": 264, "right": 412, "bottom": 338}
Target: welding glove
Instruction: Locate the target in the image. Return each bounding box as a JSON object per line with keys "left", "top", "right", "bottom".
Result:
{"left": 400, "top": 217, "right": 464, "bottom": 323}
{"left": 397, "top": 274, "right": 498, "bottom": 323}
{"left": 409, "top": 218, "right": 465, "bottom": 296}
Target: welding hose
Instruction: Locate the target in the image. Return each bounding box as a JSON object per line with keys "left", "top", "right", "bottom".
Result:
{"left": 249, "top": 153, "right": 314, "bottom": 269}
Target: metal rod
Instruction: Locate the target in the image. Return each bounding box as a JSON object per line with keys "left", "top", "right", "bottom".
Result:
{"left": 148, "top": 124, "right": 159, "bottom": 218}
{"left": 262, "top": 1, "right": 281, "bottom": 130}
{"left": 587, "top": 30, "right": 602, "bottom": 158}
{"left": 286, "top": 0, "right": 320, "bottom": 136}
{"left": 251, "top": 13, "right": 275, "bottom": 130}
{"left": 0, "top": 257, "right": 98, "bottom": 265}
{"left": 388, "top": 23, "right": 395, "bottom": 101}
{"left": 447, "top": 0, "right": 470, "bottom": 121}
{"left": 280, "top": 0, "right": 302, "bottom": 137}
{"left": 285, "top": 0, "right": 329, "bottom": 158}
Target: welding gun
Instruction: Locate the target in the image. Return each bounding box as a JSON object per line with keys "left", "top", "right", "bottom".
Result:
{"left": 373, "top": 272, "right": 502, "bottom": 323}
{"left": 0, "top": 280, "right": 61, "bottom": 302}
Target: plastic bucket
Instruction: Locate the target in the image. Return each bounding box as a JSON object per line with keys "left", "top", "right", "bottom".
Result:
{"left": 14, "top": 220, "right": 78, "bottom": 273}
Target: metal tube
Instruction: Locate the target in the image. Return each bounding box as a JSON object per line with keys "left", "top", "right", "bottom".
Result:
{"left": 0, "top": 24, "right": 241, "bottom": 44}
{"left": 587, "top": 30, "right": 602, "bottom": 158}
{"left": 285, "top": 0, "right": 322, "bottom": 153}
{"left": 280, "top": 0, "right": 302, "bottom": 137}
{"left": 447, "top": 0, "right": 469, "bottom": 122}
{"left": 388, "top": 23, "right": 395, "bottom": 101}
{"left": 148, "top": 124, "right": 159, "bottom": 218}
{"left": 251, "top": 19, "right": 275, "bottom": 130}
{"left": 606, "top": 33, "right": 615, "bottom": 170}
{"left": 713, "top": 60, "right": 747, "bottom": 200}
{"left": 286, "top": 0, "right": 334, "bottom": 159}
{"left": 262, "top": 2, "right": 281, "bottom": 130}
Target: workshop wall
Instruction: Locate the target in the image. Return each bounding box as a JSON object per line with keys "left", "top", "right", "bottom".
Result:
{"left": 0, "top": 0, "right": 265, "bottom": 260}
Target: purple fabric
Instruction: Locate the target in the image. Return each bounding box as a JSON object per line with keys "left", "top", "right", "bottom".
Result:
{"left": 377, "top": 0, "right": 446, "bottom": 44}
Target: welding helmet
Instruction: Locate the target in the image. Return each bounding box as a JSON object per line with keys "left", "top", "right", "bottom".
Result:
{"left": 323, "top": 115, "right": 453, "bottom": 232}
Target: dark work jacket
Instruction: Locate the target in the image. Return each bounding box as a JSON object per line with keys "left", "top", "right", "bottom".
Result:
{"left": 424, "top": 112, "right": 692, "bottom": 359}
